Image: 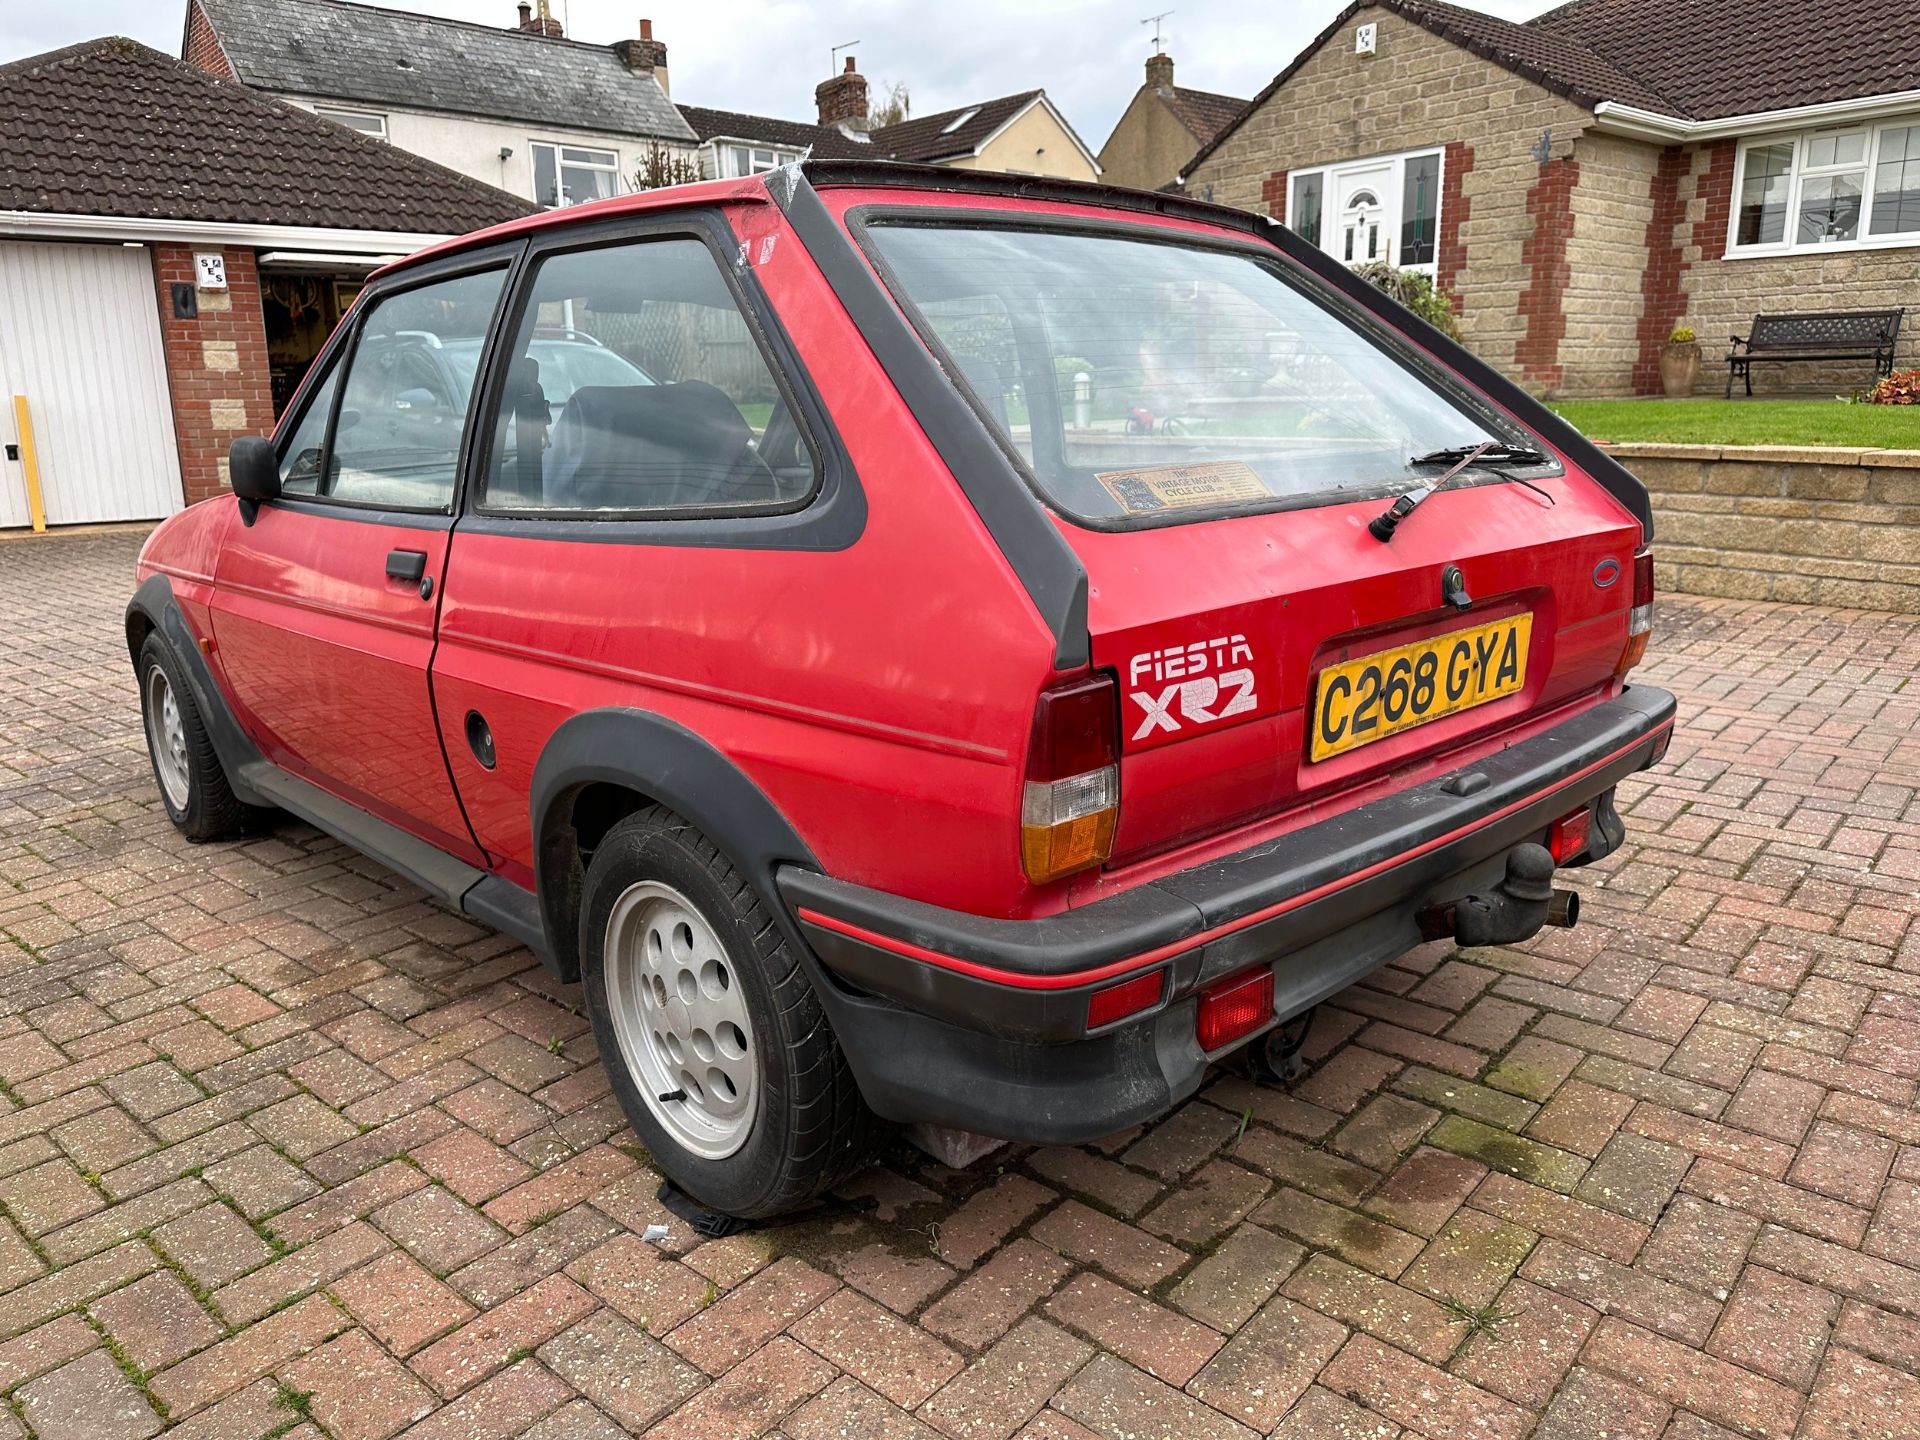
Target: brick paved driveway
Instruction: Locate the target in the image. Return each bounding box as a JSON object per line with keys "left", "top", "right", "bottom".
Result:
{"left": 1, "top": 530, "right": 1917, "bottom": 1440}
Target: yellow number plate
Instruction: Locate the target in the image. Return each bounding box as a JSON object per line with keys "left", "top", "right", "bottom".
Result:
{"left": 1311, "top": 614, "right": 1533, "bottom": 761}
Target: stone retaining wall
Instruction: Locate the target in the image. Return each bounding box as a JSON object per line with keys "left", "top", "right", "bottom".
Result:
{"left": 1610, "top": 443, "right": 1920, "bottom": 613}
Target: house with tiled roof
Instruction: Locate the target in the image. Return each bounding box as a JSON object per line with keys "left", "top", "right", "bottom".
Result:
{"left": 185, "top": 0, "right": 697, "bottom": 206}
{"left": 678, "top": 57, "right": 1099, "bottom": 182}
{"left": 1096, "top": 50, "right": 1246, "bottom": 193}
{"left": 1181, "top": 0, "right": 1920, "bottom": 397}
{"left": 0, "top": 36, "right": 530, "bottom": 531}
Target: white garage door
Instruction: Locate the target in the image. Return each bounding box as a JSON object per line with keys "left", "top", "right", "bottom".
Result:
{"left": 0, "top": 241, "right": 183, "bottom": 528}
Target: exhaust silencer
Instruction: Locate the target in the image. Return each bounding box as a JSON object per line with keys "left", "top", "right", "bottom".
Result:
{"left": 1416, "top": 843, "right": 1581, "bottom": 947}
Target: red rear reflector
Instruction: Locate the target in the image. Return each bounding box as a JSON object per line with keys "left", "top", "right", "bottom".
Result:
{"left": 1549, "top": 807, "right": 1592, "bottom": 864}
{"left": 1196, "top": 968, "right": 1274, "bottom": 1052}
{"left": 1086, "top": 969, "right": 1164, "bottom": 1030}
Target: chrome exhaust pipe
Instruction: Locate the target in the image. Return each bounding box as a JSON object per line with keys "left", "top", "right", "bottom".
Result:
{"left": 1545, "top": 889, "right": 1580, "bottom": 928}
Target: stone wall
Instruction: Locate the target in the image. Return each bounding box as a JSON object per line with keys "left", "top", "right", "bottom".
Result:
{"left": 1564, "top": 131, "right": 1665, "bottom": 397}
{"left": 1185, "top": 8, "right": 1592, "bottom": 385}
{"left": 1617, "top": 442, "right": 1920, "bottom": 612}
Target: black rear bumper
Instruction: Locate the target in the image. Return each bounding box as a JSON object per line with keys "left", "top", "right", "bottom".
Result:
{"left": 779, "top": 686, "right": 1674, "bottom": 1143}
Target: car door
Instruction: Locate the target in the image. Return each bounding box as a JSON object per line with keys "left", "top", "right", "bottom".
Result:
{"left": 210, "top": 249, "right": 518, "bottom": 865}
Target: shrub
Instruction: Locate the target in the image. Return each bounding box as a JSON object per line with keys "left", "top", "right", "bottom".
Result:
{"left": 1668, "top": 325, "right": 1696, "bottom": 345}
{"left": 1351, "top": 262, "right": 1462, "bottom": 341}
{"left": 1863, "top": 368, "right": 1920, "bottom": 405}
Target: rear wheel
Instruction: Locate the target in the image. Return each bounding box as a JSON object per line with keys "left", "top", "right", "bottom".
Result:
{"left": 580, "top": 806, "right": 872, "bottom": 1218}
{"left": 137, "top": 634, "right": 252, "bottom": 842}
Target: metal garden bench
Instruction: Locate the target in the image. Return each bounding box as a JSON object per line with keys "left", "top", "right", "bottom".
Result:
{"left": 1725, "top": 308, "right": 1904, "bottom": 397}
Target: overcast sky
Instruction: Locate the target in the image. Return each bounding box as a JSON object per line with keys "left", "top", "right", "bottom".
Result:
{"left": 3, "top": 0, "right": 1557, "bottom": 148}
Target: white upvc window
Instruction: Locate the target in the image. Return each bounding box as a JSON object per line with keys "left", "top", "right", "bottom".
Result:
{"left": 531, "top": 141, "right": 621, "bottom": 209}
{"left": 725, "top": 144, "right": 799, "bottom": 177}
{"left": 316, "top": 107, "right": 387, "bottom": 141}
{"left": 1729, "top": 117, "right": 1920, "bottom": 255}
{"left": 1285, "top": 147, "right": 1444, "bottom": 274}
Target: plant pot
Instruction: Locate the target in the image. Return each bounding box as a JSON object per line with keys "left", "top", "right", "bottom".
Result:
{"left": 1660, "top": 342, "right": 1700, "bottom": 398}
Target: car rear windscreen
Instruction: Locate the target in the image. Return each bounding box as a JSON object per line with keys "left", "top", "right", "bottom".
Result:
{"left": 863, "top": 219, "right": 1554, "bottom": 527}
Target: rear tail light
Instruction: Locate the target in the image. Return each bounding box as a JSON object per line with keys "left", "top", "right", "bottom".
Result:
{"left": 1021, "top": 675, "right": 1120, "bottom": 884}
{"left": 1618, "top": 546, "right": 1654, "bottom": 675}
{"left": 1548, "top": 806, "right": 1593, "bottom": 864}
{"left": 1086, "top": 969, "right": 1164, "bottom": 1030}
{"left": 1196, "top": 968, "right": 1275, "bottom": 1052}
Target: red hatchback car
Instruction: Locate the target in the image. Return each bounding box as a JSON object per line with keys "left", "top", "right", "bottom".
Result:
{"left": 128, "top": 162, "right": 1674, "bottom": 1218}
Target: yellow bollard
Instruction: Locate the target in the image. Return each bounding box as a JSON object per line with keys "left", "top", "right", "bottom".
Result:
{"left": 11, "top": 396, "right": 46, "bottom": 534}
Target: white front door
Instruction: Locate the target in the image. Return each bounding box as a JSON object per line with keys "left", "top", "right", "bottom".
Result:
{"left": 0, "top": 241, "right": 183, "bottom": 528}
{"left": 1336, "top": 166, "right": 1391, "bottom": 266}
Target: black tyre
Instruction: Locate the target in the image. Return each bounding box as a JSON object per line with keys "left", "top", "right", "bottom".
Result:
{"left": 137, "top": 634, "right": 253, "bottom": 843}
{"left": 580, "top": 806, "right": 873, "bottom": 1218}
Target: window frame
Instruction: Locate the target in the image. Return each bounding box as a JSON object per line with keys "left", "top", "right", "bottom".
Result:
{"left": 268, "top": 247, "right": 521, "bottom": 520}
{"left": 530, "top": 140, "right": 623, "bottom": 210}
{"left": 725, "top": 143, "right": 800, "bottom": 178}
{"left": 315, "top": 106, "right": 389, "bottom": 141}
{"left": 1285, "top": 146, "right": 1445, "bottom": 275}
{"left": 1727, "top": 117, "right": 1920, "bottom": 258}
{"left": 456, "top": 208, "right": 864, "bottom": 551}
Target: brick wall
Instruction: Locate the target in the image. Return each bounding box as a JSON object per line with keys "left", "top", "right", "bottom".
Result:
{"left": 1185, "top": 10, "right": 1596, "bottom": 385}
{"left": 1632, "top": 147, "right": 1693, "bottom": 394}
{"left": 1515, "top": 157, "right": 1578, "bottom": 390}
{"left": 1623, "top": 443, "right": 1920, "bottom": 612}
{"left": 182, "top": 0, "right": 233, "bottom": 79}
{"left": 151, "top": 245, "right": 274, "bottom": 507}
{"left": 1260, "top": 169, "right": 1288, "bottom": 219}
{"left": 1557, "top": 131, "right": 1663, "bottom": 397}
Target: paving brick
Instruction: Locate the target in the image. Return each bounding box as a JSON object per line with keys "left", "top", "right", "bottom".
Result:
{"left": 1029, "top": 1199, "right": 1186, "bottom": 1289}
{"left": 920, "top": 1316, "right": 1092, "bottom": 1440}
{"left": 832, "top": 1242, "right": 957, "bottom": 1317}
{"left": 1532, "top": 1365, "right": 1672, "bottom": 1440}
{"left": 1320, "top": 1333, "right": 1531, "bottom": 1440}
{"left": 562, "top": 1231, "right": 707, "bottom": 1336}
{"left": 1282, "top": 1253, "right": 1459, "bottom": 1363}
{"left": 17, "top": 1349, "right": 162, "bottom": 1440}
{"left": 1053, "top": 1352, "right": 1258, "bottom": 1440}
{"left": 373, "top": 1183, "right": 509, "bottom": 1275}
{"left": 409, "top": 1273, "right": 596, "bottom": 1398}
{"left": 331, "top": 1250, "right": 477, "bottom": 1356}
{"left": 1522, "top": 1237, "right": 1722, "bottom": 1345}
{"left": 1708, "top": 1264, "right": 1838, "bottom": 1390}
{"left": 215, "top": 1218, "right": 390, "bottom": 1324}
{"left": 1137, "top": 1158, "right": 1270, "bottom": 1246}
{"left": 1582, "top": 1318, "right": 1803, "bottom": 1438}
{"left": 535, "top": 1310, "right": 703, "bottom": 1434}
{"left": 643, "top": 1334, "right": 835, "bottom": 1440}
{"left": 791, "top": 1286, "right": 962, "bottom": 1408}
{"left": 922, "top": 1238, "right": 1073, "bottom": 1351}
{"left": 1251, "top": 1188, "right": 1424, "bottom": 1278}
{"left": 1167, "top": 1223, "right": 1302, "bottom": 1332}
{"left": 1451, "top": 1276, "right": 1599, "bottom": 1409}
{"left": 791, "top": 1374, "right": 941, "bottom": 1440}
{"left": 1401, "top": 1206, "right": 1537, "bottom": 1309}
{"left": 935, "top": 1176, "right": 1057, "bottom": 1268}
{"left": 1471, "top": 1172, "right": 1650, "bottom": 1265}
{"left": 283, "top": 1327, "right": 438, "bottom": 1440}
{"left": 90, "top": 1270, "right": 222, "bottom": 1373}
{"left": 1186, "top": 1292, "right": 1348, "bottom": 1432}
{"left": 150, "top": 1292, "right": 349, "bottom": 1417}
{"left": 1044, "top": 1272, "right": 1221, "bottom": 1385}
{"left": 664, "top": 1255, "right": 839, "bottom": 1375}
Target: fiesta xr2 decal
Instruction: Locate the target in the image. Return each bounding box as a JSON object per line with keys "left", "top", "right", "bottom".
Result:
{"left": 1128, "top": 635, "right": 1258, "bottom": 742}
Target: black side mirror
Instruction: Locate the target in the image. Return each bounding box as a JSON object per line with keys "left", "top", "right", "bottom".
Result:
{"left": 228, "top": 436, "right": 280, "bottom": 526}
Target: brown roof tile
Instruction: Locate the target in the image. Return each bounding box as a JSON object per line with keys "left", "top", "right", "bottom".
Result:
{"left": 676, "top": 105, "right": 871, "bottom": 162}
{"left": 869, "top": 91, "right": 1073, "bottom": 165}
{"left": 0, "top": 37, "right": 533, "bottom": 233}
{"left": 1161, "top": 86, "right": 1247, "bottom": 147}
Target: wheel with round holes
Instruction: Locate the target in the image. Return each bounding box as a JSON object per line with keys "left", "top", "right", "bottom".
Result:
{"left": 579, "top": 805, "right": 873, "bottom": 1218}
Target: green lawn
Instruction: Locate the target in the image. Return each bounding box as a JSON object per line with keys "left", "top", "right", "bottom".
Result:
{"left": 1551, "top": 398, "right": 1920, "bottom": 449}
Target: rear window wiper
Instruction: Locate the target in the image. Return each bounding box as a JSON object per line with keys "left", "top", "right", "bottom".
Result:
{"left": 1369, "top": 440, "right": 1550, "bottom": 542}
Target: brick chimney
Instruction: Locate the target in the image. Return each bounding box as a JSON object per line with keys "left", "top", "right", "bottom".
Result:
{"left": 513, "top": 1, "right": 563, "bottom": 39}
{"left": 816, "top": 55, "right": 869, "bottom": 131}
{"left": 614, "top": 18, "right": 670, "bottom": 94}
{"left": 1146, "top": 51, "right": 1174, "bottom": 91}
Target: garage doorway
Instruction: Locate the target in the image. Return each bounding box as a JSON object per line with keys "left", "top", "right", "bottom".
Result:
{"left": 261, "top": 263, "right": 368, "bottom": 416}
{"left": 0, "top": 241, "right": 183, "bottom": 528}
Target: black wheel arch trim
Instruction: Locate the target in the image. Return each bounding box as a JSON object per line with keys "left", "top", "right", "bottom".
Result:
{"left": 528, "top": 706, "right": 823, "bottom": 982}
{"left": 125, "top": 574, "right": 272, "bottom": 809}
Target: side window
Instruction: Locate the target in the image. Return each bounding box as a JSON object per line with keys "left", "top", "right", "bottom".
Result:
{"left": 481, "top": 238, "right": 817, "bottom": 514}
{"left": 325, "top": 268, "right": 506, "bottom": 511}
{"left": 276, "top": 357, "right": 340, "bottom": 497}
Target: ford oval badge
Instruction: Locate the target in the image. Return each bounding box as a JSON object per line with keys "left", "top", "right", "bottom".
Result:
{"left": 1593, "top": 557, "right": 1622, "bottom": 588}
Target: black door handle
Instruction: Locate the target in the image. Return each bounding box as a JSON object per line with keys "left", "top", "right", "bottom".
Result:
{"left": 386, "top": 549, "right": 427, "bottom": 583}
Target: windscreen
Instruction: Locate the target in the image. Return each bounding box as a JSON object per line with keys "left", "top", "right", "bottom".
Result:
{"left": 865, "top": 220, "right": 1551, "bottom": 526}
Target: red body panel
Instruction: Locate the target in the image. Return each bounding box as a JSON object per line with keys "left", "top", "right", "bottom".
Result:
{"left": 205, "top": 505, "right": 482, "bottom": 865}
{"left": 134, "top": 174, "right": 1649, "bottom": 934}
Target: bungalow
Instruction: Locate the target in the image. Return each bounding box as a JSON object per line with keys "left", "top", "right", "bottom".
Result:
{"left": 1096, "top": 50, "right": 1246, "bottom": 193}
{"left": 1181, "top": 0, "right": 1920, "bottom": 396}
{"left": 0, "top": 37, "right": 529, "bottom": 530}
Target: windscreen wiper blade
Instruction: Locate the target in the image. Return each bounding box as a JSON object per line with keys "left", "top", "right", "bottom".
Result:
{"left": 1369, "top": 440, "right": 1547, "bottom": 543}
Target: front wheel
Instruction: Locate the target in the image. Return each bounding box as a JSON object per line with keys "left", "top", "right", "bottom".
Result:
{"left": 579, "top": 807, "right": 872, "bottom": 1218}
{"left": 137, "top": 634, "right": 254, "bottom": 842}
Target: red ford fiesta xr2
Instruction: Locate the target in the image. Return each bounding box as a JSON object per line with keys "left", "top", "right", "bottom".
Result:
{"left": 128, "top": 162, "right": 1674, "bottom": 1218}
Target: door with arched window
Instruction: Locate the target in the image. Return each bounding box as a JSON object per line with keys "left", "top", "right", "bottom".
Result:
{"left": 1337, "top": 167, "right": 1391, "bottom": 264}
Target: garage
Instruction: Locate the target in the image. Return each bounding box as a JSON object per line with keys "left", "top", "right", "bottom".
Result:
{"left": 0, "top": 37, "right": 530, "bottom": 532}
{"left": 0, "top": 241, "right": 183, "bottom": 528}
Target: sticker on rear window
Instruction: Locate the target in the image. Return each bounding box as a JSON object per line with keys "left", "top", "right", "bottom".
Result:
{"left": 1096, "top": 461, "right": 1269, "bottom": 514}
